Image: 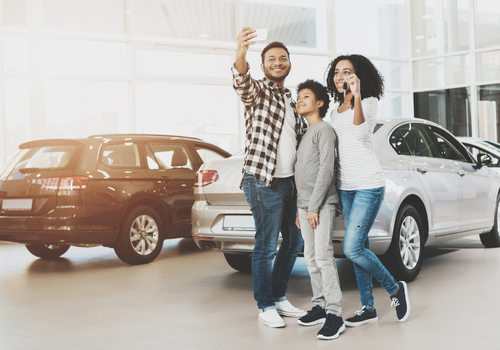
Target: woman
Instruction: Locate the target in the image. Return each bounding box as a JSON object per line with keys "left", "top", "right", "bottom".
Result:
{"left": 326, "top": 54, "right": 410, "bottom": 326}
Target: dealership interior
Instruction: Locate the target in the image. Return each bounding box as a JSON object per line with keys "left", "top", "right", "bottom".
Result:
{"left": 1, "top": 0, "right": 500, "bottom": 349}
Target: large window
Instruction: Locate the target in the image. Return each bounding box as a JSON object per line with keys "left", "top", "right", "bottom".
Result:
{"left": 478, "top": 84, "right": 500, "bottom": 142}
{"left": 411, "top": 0, "right": 470, "bottom": 57}
{"left": 414, "top": 87, "right": 471, "bottom": 137}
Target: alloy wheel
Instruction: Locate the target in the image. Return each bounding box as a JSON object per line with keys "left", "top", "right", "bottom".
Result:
{"left": 399, "top": 216, "right": 421, "bottom": 270}
{"left": 129, "top": 214, "right": 159, "bottom": 255}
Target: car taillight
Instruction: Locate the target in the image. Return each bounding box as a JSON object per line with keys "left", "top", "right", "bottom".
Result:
{"left": 194, "top": 170, "right": 219, "bottom": 187}
{"left": 38, "top": 176, "right": 89, "bottom": 195}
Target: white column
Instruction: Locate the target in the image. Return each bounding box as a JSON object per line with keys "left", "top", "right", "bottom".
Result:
{"left": 26, "top": 0, "right": 45, "bottom": 140}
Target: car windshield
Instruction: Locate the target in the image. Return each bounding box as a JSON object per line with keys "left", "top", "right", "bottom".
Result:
{"left": 0, "top": 145, "right": 77, "bottom": 180}
{"left": 482, "top": 140, "right": 500, "bottom": 152}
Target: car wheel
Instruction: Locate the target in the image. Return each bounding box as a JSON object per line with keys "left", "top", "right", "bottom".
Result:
{"left": 25, "top": 244, "right": 70, "bottom": 259}
{"left": 480, "top": 194, "right": 500, "bottom": 248}
{"left": 384, "top": 204, "right": 425, "bottom": 282}
{"left": 224, "top": 253, "right": 252, "bottom": 273}
{"left": 114, "top": 206, "right": 164, "bottom": 265}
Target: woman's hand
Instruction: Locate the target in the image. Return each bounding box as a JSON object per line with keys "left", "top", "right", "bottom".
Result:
{"left": 346, "top": 74, "right": 361, "bottom": 98}
{"left": 307, "top": 211, "right": 319, "bottom": 229}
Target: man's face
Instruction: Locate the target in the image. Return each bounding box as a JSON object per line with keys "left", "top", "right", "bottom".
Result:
{"left": 261, "top": 47, "right": 291, "bottom": 85}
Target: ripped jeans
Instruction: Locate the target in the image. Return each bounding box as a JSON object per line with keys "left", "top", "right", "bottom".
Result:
{"left": 340, "top": 187, "right": 398, "bottom": 308}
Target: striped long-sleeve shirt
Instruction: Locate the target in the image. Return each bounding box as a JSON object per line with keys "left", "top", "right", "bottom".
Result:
{"left": 330, "top": 97, "right": 385, "bottom": 191}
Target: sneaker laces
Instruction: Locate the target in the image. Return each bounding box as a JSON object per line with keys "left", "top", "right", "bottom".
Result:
{"left": 391, "top": 297, "right": 400, "bottom": 308}
{"left": 353, "top": 307, "right": 367, "bottom": 316}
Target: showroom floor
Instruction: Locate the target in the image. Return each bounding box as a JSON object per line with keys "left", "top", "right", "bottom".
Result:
{"left": 0, "top": 236, "right": 499, "bottom": 350}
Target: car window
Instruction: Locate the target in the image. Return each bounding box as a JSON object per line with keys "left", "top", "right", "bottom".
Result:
{"left": 430, "top": 127, "right": 473, "bottom": 163}
{"left": 196, "top": 148, "right": 226, "bottom": 164}
{"left": 434, "top": 135, "right": 467, "bottom": 161}
{"left": 390, "top": 129, "right": 412, "bottom": 155}
{"left": 100, "top": 143, "right": 141, "bottom": 167}
{"left": 147, "top": 143, "right": 193, "bottom": 170}
{"left": 397, "top": 123, "right": 441, "bottom": 158}
{"left": 1, "top": 145, "right": 78, "bottom": 180}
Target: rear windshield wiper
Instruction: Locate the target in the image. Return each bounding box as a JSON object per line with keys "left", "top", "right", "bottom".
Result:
{"left": 18, "top": 168, "right": 41, "bottom": 174}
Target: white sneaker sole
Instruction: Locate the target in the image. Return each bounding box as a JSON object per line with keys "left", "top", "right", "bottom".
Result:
{"left": 258, "top": 317, "right": 286, "bottom": 328}
{"left": 276, "top": 309, "right": 307, "bottom": 317}
{"left": 397, "top": 281, "right": 410, "bottom": 323}
{"left": 317, "top": 323, "right": 345, "bottom": 340}
{"left": 297, "top": 317, "right": 326, "bottom": 326}
{"left": 344, "top": 316, "right": 378, "bottom": 327}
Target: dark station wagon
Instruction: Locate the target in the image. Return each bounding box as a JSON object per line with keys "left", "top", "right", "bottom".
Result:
{"left": 0, "top": 134, "right": 231, "bottom": 264}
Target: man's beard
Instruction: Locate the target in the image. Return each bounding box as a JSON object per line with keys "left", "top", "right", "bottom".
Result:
{"left": 264, "top": 66, "right": 291, "bottom": 84}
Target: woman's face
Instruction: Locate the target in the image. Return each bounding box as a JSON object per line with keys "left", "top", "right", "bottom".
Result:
{"left": 333, "top": 59, "right": 355, "bottom": 93}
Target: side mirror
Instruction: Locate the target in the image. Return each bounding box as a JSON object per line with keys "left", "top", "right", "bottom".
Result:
{"left": 477, "top": 153, "right": 492, "bottom": 169}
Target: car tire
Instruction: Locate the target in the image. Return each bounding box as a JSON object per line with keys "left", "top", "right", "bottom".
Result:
{"left": 224, "top": 253, "right": 252, "bottom": 273}
{"left": 25, "top": 244, "right": 70, "bottom": 259}
{"left": 480, "top": 194, "right": 500, "bottom": 248}
{"left": 114, "top": 206, "right": 164, "bottom": 265}
{"left": 384, "top": 204, "right": 425, "bottom": 282}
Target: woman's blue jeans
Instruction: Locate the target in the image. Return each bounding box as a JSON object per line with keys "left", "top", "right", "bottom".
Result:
{"left": 242, "top": 173, "right": 304, "bottom": 311}
{"left": 340, "top": 186, "right": 398, "bottom": 308}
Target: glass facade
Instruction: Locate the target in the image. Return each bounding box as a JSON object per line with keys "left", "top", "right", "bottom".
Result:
{"left": 0, "top": 0, "right": 499, "bottom": 165}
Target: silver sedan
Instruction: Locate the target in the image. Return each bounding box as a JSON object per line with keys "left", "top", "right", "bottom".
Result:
{"left": 192, "top": 118, "right": 500, "bottom": 281}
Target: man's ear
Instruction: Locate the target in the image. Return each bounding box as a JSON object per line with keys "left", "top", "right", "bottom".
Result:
{"left": 318, "top": 100, "right": 324, "bottom": 108}
{"left": 261, "top": 63, "right": 264, "bottom": 72}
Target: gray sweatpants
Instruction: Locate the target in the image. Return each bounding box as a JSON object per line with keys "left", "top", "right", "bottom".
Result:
{"left": 298, "top": 204, "right": 343, "bottom": 316}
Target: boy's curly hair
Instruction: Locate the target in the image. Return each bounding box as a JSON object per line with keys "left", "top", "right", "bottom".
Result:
{"left": 326, "top": 54, "right": 384, "bottom": 107}
{"left": 297, "top": 79, "right": 330, "bottom": 119}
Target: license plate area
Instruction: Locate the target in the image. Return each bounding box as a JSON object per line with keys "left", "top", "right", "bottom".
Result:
{"left": 1, "top": 199, "right": 33, "bottom": 211}
{"left": 223, "top": 215, "right": 255, "bottom": 231}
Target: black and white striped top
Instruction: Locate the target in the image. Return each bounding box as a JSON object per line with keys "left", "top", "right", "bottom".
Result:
{"left": 330, "top": 97, "right": 385, "bottom": 191}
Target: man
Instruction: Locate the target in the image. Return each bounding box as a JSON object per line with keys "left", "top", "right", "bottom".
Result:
{"left": 232, "top": 27, "right": 307, "bottom": 328}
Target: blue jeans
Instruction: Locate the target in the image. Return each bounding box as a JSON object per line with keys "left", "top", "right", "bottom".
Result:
{"left": 340, "top": 187, "right": 398, "bottom": 308}
{"left": 242, "top": 173, "right": 304, "bottom": 311}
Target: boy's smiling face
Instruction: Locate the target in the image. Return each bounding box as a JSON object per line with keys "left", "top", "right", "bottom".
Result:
{"left": 297, "top": 88, "right": 324, "bottom": 117}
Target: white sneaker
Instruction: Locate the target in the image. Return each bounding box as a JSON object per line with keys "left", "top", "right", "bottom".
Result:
{"left": 258, "top": 309, "right": 286, "bottom": 328}
{"left": 275, "top": 300, "right": 307, "bottom": 317}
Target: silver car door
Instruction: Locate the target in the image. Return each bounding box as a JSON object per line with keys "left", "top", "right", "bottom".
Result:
{"left": 398, "top": 123, "right": 461, "bottom": 236}
{"left": 431, "top": 128, "right": 495, "bottom": 233}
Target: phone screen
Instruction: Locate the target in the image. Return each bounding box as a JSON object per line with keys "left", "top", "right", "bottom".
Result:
{"left": 254, "top": 28, "right": 268, "bottom": 41}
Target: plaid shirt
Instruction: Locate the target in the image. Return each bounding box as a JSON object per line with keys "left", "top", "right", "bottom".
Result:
{"left": 232, "top": 63, "right": 307, "bottom": 186}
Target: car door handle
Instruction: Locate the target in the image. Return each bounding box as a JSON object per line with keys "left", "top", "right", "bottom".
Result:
{"left": 417, "top": 166, "right": 428, "bottom": 174}
{"left": 457, "top": 169, "right": 466, "bottom": 177}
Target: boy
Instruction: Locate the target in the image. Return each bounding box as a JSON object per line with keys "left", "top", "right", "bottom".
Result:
{"left": 294, "top": 79, "right": 344, "bottom": 340}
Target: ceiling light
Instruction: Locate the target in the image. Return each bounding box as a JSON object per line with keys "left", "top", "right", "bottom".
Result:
{"left": 415, "top": 35, "right": 424, "bottom": 40}
{"left": 200, "top": 34, "right": 210, "bottom": 38}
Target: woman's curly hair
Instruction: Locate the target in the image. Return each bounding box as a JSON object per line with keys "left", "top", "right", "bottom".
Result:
{"left": 325, "top": 54, "right": 384, "bottom": 108}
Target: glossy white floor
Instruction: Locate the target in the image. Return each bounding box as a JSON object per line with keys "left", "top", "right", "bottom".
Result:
{"left": 0, "top": 236, "right": 499, "bottom": 350}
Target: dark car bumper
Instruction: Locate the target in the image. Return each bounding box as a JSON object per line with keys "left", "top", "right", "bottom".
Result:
{"left": 0, "top": 215, "right": 118, "bottom": 245}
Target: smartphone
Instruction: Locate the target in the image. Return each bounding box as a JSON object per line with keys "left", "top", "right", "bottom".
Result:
{"left": 253, "top": 28, "right": 268, "bottom": 42}
{"left": 343, "top": 82, "right": 348, "bottom": 90}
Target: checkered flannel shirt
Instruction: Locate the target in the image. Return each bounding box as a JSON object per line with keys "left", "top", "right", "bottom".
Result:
{"left": 232, "top": 63, "right": 307, "bottom": 187}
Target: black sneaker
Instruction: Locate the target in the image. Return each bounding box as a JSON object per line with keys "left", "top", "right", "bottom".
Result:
{"left": 317, "top": 313, "right": 345, "bottom": 340}
{"left": 391, "top": 281, "right": 410, "bottom": 322}
{"left": 344, "top": 306, "right": 378, "bottom": 327}
{"left": 297, "top": 305, "right": 326, "bottom": 326}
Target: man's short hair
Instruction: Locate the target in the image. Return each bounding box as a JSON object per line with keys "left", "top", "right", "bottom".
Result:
{"left": 297, "top": 79, "right": 330, "bottom": 119}
{"left": 261, "top": 41, "right": 290, "bottom": 63}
